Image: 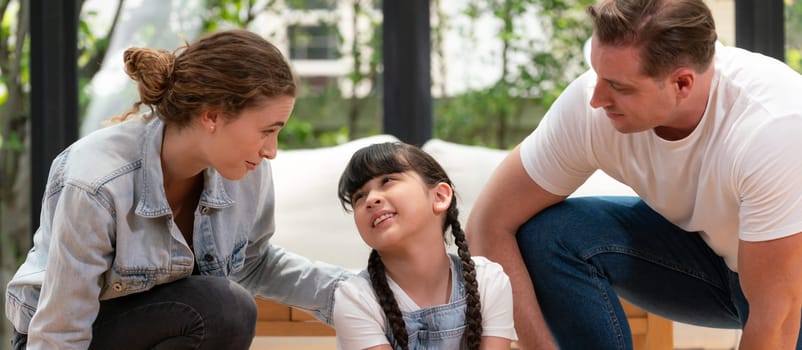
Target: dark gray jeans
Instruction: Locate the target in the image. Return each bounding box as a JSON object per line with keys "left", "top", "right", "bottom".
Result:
{"left": 12, "top": 275, "right": 257, "bottom": 350}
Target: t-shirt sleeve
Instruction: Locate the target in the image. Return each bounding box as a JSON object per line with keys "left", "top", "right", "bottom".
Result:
{"left": 333, "top": 276, "right": 390, "bottom": 349}
{"left": 520, "top": 70, "right": 598, "bottom": 196}
{"left": 737, "top": 116, "right": 802, "bottom": 241}
{"left": 475, "top": 257, "right": 518, "bottom": 341}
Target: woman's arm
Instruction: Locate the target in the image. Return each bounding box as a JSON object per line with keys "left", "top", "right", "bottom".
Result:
{"left": 27, "top": 185, "right": 115, "bottom": 349}
{"left": 234, "top": 242, "right": 351, "bottom": 324}
{"left": 229, "top": 160, "right": 352, "bottom": 324}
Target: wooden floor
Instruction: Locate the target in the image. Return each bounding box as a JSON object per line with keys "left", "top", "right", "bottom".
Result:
{"left": 250, "top": 336, "right": 336, "bottom": 350}
{"left": 249, "top": 337, "right": 521, "bottom": 349}
{"left": 249, "top": 337, "right": 725, "bottom": 350}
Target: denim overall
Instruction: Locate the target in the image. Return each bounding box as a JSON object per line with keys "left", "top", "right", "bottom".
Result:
{"left": 385, "top": 254, "right": 469, "bottom": 350}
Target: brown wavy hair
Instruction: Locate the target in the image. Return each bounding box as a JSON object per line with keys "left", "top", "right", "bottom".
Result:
{"left": 588, "top": 0, "right": 717, "bottom": 78}
{"left": 338, "top": 142, "right": 483, "bottom": 350}
{"left": 118, "top": 29, "right": 296, "bottom": 128}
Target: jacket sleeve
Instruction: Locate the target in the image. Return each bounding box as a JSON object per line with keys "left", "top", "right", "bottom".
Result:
{"left": 26, "top": 184, "right": 115, "bottom": 349}
{"left": 229, "top": 161, "right": 352, "bottom": 325}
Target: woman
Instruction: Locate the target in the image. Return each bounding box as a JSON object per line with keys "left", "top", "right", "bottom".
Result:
{"left": 5, "top": 29, "right": 349, "bottom": 349}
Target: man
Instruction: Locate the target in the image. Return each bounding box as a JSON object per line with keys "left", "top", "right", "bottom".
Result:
{"left": 466, "top": 0, "right": 802, "bottom": 349}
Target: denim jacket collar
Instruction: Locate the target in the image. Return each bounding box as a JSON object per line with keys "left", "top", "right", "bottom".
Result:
{"left": 134, "top": 117, "right": 234, "bottom": 218}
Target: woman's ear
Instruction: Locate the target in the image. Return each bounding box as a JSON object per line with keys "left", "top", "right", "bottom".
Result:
{"left": 200, "top": 110, "right": 221, "bottom": 133}
{"left": 432, "top": 182, "right": 453, "bottom": 214}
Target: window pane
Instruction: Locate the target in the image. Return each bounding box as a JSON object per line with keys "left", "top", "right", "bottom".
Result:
{"left": 288, "top": 24, "right": 340, "bottom": 60}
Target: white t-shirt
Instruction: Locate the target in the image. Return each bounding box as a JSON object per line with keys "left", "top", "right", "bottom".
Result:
{"left": 520, "top": 44, "right": 802, "bottom": 271}
{"left": 333, "top": 256, "right": 517, "bottom": 349}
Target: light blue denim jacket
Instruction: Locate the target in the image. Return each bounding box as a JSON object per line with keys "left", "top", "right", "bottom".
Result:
{"left": 5, "top": 116, "right": 350, "bottom": 349}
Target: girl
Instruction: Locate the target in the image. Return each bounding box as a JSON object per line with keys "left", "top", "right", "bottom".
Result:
{"left": 5, "top": 29, "right": 348, "bottom": 349}
{"left": 334, "top": 142, "right": 517, "bottom": 350}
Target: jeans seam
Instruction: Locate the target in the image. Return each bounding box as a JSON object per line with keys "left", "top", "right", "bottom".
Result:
{"left": 581, "top": 245, "right": 726, "bottom": 290}
{"left": 589, "top": 264, "right": 628, "bottom": 350}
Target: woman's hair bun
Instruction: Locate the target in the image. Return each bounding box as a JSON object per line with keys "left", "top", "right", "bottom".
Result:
{"left": 123, "top": 47, "right": 175, "bottom": 105}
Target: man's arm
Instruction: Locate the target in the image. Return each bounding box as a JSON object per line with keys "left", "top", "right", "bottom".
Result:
{"left": 738, "top": 232, "right": 802, "bottom": 350}
{"left": 466, "top": 146, "right": 565, "bottom": 350}
{"left": 480, "top": 336, "right": 512, "bottom": 350}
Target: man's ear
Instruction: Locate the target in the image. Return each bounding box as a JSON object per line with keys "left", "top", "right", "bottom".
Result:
{"left": 671, "top": 67, "right": 696, "bottom": 100}
{"left": 432, "top": 182, "right": 453, "bottom": 214}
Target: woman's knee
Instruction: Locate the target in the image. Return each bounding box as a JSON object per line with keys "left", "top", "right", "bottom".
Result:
{"left": 224, "top": 279, "right": 258, "bottom": 326}
{"left": 195, "top": 276, "right": 257, "bottom": 325}
{"left": 188, "top": 277, "right": 257, "bottom": 349}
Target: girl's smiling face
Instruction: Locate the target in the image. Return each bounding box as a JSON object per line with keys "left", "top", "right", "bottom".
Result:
{"left": 350, "top": 170, "right": 444, "bottom": 253}
{"left": 206, "top": 95, "right": 294, "bottom": 180}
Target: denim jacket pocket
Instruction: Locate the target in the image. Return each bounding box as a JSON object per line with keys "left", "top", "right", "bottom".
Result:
{"left": 227, "top": 239, "right": 248, "bottom": 275}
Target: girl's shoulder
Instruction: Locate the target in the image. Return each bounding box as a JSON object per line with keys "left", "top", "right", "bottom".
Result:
{"left": 338, "top": 270, "right": 375, "bottom": 296}
{"left": 469, "top": 255, "right": 504, "bottom": 273}
{"left": 469, "top": 256, "right": 510, "bottom": 288}
{"left": 335, "top": 271, "right": 385, "bottom": 313}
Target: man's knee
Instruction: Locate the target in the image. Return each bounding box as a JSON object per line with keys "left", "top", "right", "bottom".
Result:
{"left": 517, "top": 198, "right": 598, "bottom": 249}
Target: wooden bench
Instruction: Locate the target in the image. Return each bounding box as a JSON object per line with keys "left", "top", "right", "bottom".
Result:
{"left": 254, "top": 297, "right": 673, "bottom": 349}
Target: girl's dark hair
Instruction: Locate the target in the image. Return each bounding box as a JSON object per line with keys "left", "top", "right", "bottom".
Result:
{"left": 120, "top": 29, "right": 296, "bottom": 128}
{"left": 588, "top": 0, "right": 717, "bottom": 78}
{"left": 337, "top": 142, "right": 482, "bottom": 350}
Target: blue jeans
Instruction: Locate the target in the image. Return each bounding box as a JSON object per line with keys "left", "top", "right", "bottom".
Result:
{"left": 12, "top": 275, "right": 257, "bottom": 350}
{"left": 517, "top": 196, "right": 802, "bottom": 349}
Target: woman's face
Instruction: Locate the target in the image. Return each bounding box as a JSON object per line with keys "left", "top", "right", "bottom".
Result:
{"left": 208, "top": 95, "right": 295, "bottom": 180}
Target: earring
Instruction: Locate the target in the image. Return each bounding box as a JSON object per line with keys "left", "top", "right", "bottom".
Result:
{"left": 210, "top": 125, "right": 215, "bottom": 132}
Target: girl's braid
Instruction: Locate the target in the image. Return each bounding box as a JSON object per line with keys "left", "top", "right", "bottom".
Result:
{"left": 448, "top": 203, "right": 482, "bottom": 349}
{"left": 367, "top": 249, "right": 409, "bottom": 350}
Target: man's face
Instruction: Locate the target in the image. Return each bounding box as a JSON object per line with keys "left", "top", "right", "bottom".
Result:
{"left": 589, "top": 37, "right": 680, "bottom": 135}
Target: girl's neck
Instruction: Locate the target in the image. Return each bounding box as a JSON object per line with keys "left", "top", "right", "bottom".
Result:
{"left": 382, "top": 249, "right": 452, "bottom": 308}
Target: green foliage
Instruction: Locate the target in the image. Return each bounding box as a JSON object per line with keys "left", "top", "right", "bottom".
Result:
{"left": 786, "top": 0, "right": 802, "bottom": 48}
{"left": 787, "top": 0, "right": 802, "bottom": 73}
{"left": 0, "top": 0, "right": 31, "bottom": 154}
{"left": 197, "top": 0, "right": 589, "bottom": 149}
{"left": 0, "top": 77, "right": 6, "bottom": 105}
{"left": 435, "top": 0, "right": 593, "bottom": 148}
{"left": 286, "top": 0, "right": 337, "bottom": 9}
{"left": 2, "top": 130, "right": 23, "bottom": 152}
{"left": 788, "top": 48, "right": 802, "bottom": 73}
{"left": 203, "top": 0, "right": 274, "bottom": 31}
{"left": 282, "top": 77, "right": 381, "bottom": 149}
